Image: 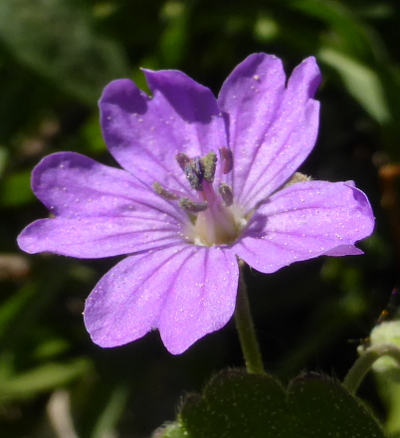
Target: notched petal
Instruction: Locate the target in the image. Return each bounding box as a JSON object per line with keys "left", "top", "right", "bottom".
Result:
{"left": 233, "top": 181, "right": 374, "bottom": 274}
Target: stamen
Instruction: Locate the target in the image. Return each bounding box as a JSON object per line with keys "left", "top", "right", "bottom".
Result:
{"left": 184, "top": 157, "right": 203, "bottom": 190}
{"left": 176, "top": 153, "right": 190, "bottom": 170}
{"left": 218, "top": 183, "right": 233, "bottom": 206}
{"left": 152, "top": 182, "right": 179, "bottom": 200}
{"left": 179, "top": 198, "right": 208, "bottom": 212}
{"left": 200, "top": 152, "right": 217, "bottom": 182}
{"left": 219, "top": 147, "right": 233, "bottom": 174}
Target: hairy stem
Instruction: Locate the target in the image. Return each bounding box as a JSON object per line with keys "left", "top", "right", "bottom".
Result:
{"left": 343, "top": 344, "right": 400, "bottom": 394}
{"left": 234, "top": 265, "right": 265, "bottom": 374}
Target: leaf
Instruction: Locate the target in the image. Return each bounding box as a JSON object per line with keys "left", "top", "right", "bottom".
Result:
{"left": 0, "top": 284, "right": 35, "bottom": 337}
{"left": 90, "top": 384, "right": 129, "bottom": 438}
{"left": 319, "top": 47, "right": 391, "bottom": 124}
{"left": 0, "top": 146, "right": 7, "bottom": 177}
{"left": 33, "top": 338, "right": 70, "bottom": 360}
{"left": 81, "top": 115, "right": 107, "bottom": 155}
{"left": 152, "top": 422, "right": 186, "bottom": 438}
{"left": 290, "top": 0, "right": 377, "bottom": 58}
{"left": 180, "top": 370, "right": 287, "bottom": 438}
{"left": 0, "top": 0, "right": 129, "bottom": 103}
{"left": 174, "top": 369, "right": 384, "bottom": 438}
{"left": 159, "top": 1, "right": 188, "bottom": 66}
{"left": 0, "top": 358, "right": 91, "bottom": 402}
{"left": 0, "top": 170, "right": 34, "bottom": 207}
{"left": 288, "top": 373, "right": 384, "bottom": 437}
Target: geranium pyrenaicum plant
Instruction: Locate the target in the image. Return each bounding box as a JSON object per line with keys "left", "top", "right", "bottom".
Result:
{"left": 17, "top": 53, "right": 374, "bottom": 354}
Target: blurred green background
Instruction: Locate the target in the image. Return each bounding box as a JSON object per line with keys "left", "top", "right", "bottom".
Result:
{"left": 0, "top": 0, "right": 399, "bottom": 437}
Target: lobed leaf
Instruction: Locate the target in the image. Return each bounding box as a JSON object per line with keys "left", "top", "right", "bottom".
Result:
{"left": 162, "top": 369, "right": 386, "bottom": 438}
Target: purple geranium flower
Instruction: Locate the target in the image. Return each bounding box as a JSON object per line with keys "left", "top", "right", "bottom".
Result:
{"left": 17, "top": 54, "right": 374, "bottom": 354}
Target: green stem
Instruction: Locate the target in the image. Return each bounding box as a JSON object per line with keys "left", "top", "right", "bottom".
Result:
{"left": 234, "top": 266, "right": 265, "bottom": 374}
{"left": 343, "top": 344, "right": 400, "bottom": 394}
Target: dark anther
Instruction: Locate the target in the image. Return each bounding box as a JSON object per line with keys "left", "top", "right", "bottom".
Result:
{"left": 191, "top": 157, "right": 202, "bottom": 178}
{"left": 176, "top": 153, "right": 190, "bottom": 171}
{"left": 219, "top": 147, "right": 233, "bottom": 174}
{"left": 184, "top": 157, "right": 203, "bottom": 190}
{"left": 218, "top": 183, "right": 234, "bottom": 206}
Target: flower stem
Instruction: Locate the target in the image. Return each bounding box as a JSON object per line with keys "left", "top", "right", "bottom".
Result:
{"left": 343, "top": 344, "right": 400, "bottom": 394}
{"left": 234, "top": 266, "right": 265, "bottom": 374}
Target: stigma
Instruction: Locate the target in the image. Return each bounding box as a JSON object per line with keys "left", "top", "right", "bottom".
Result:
{"left": 153, "top": 149, "right": 246, "bottom": 246}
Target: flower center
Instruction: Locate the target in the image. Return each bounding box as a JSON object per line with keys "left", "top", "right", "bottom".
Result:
{"left": 153, "top": 149, "right": 246, "bottom": 247}
{"left": 190, "top": 179, "right": 241, "bottom": 246}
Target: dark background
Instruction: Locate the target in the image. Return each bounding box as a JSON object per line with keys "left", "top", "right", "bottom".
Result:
{"left": 0, "top": 1, "right": 399, "bottom": 437}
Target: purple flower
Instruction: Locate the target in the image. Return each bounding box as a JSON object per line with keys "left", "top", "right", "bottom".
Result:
{"left": 17, "top": 54, "right": 374, "bottom": 354}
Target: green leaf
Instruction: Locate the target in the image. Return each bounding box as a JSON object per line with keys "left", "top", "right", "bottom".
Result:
{"left": 159, "top": 1, "right": 188, "bottom": 66}
{"left": 81, "top": 115, "right": 107, "bottom": 154}
{"left": 291, "top": 0, "right": 377, "bottom": 58}
{"left": 0, "top": 0, "right": 129, "bottom": 103}
{"left": 0, "top": 146, "right": 7, "bottom": 177}
{"left": 181, "top": 370, "right": 287, "bottom": 438}
{"left": 90, "top": 384, "right": 129, "bottom": 438}
{"left": 0, "top": 358, "right": 91, "bottom": 402}
{"left": 152, "top": 422, "right": 186, "bottom": 438}
{"left": 0, "top": 170, "right": 34, "bottom": 207}
{"left": 32, "top": 338, "right": 70, "bottom": 360}
{"left": 288, "top": 373, "right": 384, "bottom": 437}
{"left": 0, "top": 284, "right": 35, "bottom": 337}
{"left": 175, "top": 369, "right": 384, "bottom": 438}
{"left": 319, "top": 47, "right": 391, "bottom": 124}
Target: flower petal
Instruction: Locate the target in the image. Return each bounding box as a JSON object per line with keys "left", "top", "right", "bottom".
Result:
{"left": 17, "top": 217, "right": 182, "bottom": 258}
{"left": 100, "top": 72, "right": 227, "bottom": 193}
{"left": 84, "top": 245, "right": 239, "bottom": 354}
{"left": 28, "top": 152, "right": 186, "bottom": 220}
{"left": 234, "top": 181, "right": 374, "bottom": 273}
{"left": 218, "top": 54, "right": 321, "bottom": 211}
{"left": 159, "top": 246, "right": 238, "bottom": 354}
{"left": 17, "top": 152, "right": 186, "bottom": 257}
{"left": 84, "top": 245, "right": 191, "bottom": 349}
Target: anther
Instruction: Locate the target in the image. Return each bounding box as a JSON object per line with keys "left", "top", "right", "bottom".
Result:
{"left": 200, "top": 152, "right": 217, "bottom": 182}
{"left": 152, "top": 182, "right": 179, "bottom": 200}
{"left": 176, "top": 153, "right": 190, "bottom": 171}
{"left": 184, "top": 157, "right": 203, "bottom": 191}
{"left": 219, "top": 147, "right": 233, "bottom": 174}
{"left": 191, "top": 157, "right": 202, "bottom": 178}
{"left": 218, "top": 183, "right": 234, "bottom": 206}
{"left": 179, "top": 198, "right": 208, "bottom": 212}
